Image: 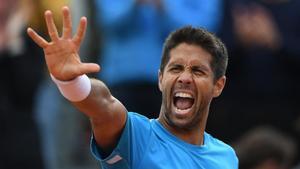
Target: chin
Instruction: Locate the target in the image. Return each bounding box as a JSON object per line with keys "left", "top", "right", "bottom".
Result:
{"left": 166, "top": 108, "right": 200, "bottom": 131}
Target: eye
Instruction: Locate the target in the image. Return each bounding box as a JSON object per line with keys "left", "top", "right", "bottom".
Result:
{"left": 168, "top": 65, "right": 182, "bottom": 73}
{"left": 192, "top": 68, "right": 205, "bottom": 76}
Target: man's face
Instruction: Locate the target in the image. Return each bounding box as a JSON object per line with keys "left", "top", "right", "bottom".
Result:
{"left": 159, "top": 43, "right": 225, "bottom": 130}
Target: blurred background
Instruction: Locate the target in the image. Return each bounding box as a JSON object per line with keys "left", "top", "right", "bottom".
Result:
{"left": 0, "top": 0, "right": 299, "bottom": 169}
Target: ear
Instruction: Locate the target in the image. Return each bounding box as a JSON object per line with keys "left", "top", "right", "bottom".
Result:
{"left": 158, "top": 70, "right": 163, "bottom": 92}
{"left": 213, "top": 76, "right": 226, "bottom": 98}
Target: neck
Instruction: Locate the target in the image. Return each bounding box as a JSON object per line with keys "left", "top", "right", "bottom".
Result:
{"left": 166, "top": 122, "right": 205, "bottom": 145}
{"left": 158, "top": 110, "right": 208, "bottom": 145}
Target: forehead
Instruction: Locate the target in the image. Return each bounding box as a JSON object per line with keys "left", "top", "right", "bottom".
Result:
{"left": 168, "top": 43, "right": 212, "bottom": 68}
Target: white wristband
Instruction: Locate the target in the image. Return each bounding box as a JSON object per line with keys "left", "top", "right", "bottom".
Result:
{"left": 50, "top": 74, "right": 91, "bottom": 102}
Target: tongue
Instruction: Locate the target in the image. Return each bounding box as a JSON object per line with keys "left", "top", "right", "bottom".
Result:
{"left": 175, "top": 98, "right": 193, "bottom": 110}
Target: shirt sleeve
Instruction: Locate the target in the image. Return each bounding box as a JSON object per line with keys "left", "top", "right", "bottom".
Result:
{"left": 90, "top": 112, "right": 152, "bottom": 169}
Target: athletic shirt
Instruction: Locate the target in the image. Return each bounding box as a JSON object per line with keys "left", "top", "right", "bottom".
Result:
{"left": 91, "top": 112, "right": 238, "bottom": 169}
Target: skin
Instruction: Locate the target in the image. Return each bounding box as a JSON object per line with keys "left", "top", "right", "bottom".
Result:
{"left": 158, "top": 43, "right": 226, "bottom": 145}
{"left": 27, "top": 6, "right": 225, "bottom": 154}
{"left": 27, "top": 6, "right": 127, "bottom": 153}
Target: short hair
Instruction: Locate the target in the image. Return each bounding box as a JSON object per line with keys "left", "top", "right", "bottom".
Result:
{"left": 160, "top": 26, "right": 228, "bottom": 81}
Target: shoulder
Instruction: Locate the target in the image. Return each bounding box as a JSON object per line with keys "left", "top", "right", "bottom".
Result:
{"left": 126, "top": 112, "right": 155, "bottom": 141}
{"left": 128, "top": 112, "right": 150, "bottom": 122}
{"left": 127, "top": 112, "right": 152, "bottom": 129}
{"left": 204, "top": 132, "right": 239, "bottom": 167}
{"left": 90, "top": 112, "right": 155, "bottom": 169}
{"left": 205, "top": 132, "right": 234, "bottom": 151}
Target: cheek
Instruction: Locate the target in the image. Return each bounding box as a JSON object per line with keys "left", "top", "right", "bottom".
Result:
{"left": 161, "top": 78, "right": 176, "bottom": 107}
{"left": 162, "top": 76, "right": 176, "bottom": 92}
{"left": 196, "top": 81, "right": 215, "bottom": 102}
{"left": 163, "top": 85, "right": 172, "bottom": 108}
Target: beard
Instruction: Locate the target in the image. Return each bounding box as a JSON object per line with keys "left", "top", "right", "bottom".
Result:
{"left": 160, "top": 90, "right": 207, "bottom": 132}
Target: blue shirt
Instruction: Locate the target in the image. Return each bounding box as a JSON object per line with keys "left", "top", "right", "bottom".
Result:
{"left": 91, "top": 112, "right": 238, "bottom": 169}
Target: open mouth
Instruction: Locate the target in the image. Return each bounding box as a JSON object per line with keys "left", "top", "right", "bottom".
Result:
{"left": 173, "top": 92, "right": 195, "bottom": 115}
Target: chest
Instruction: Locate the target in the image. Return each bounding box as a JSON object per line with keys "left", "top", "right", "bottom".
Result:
{"left": 136, "top": 139, "right": 225, "bottom": 169}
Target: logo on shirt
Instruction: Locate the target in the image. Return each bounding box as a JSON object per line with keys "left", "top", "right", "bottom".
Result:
{"left": 106, "top": 155, "right": 123, "bottom": 164}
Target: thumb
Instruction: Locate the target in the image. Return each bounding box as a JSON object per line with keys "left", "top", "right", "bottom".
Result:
{"left": 79, "top": 63, "right": 101, "bottom": 74}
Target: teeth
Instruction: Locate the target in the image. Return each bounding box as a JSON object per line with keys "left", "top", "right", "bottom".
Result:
{"left": 175, "top": 92, "right": 193, "bottom": 98}
{"left": 175, "top": 107, "right": 191, "bottom": 114}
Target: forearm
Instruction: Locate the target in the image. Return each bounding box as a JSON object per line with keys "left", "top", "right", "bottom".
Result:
{"left": 72, "top": 78, "right": 116, "bottom": 118}
{"left": 52, "top": 74, "right": 126, "bottom": 122}
{"left": 73, "top": 78, "right": 127, "bottom": 151}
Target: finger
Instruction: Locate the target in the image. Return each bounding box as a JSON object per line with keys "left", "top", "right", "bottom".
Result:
{"left": 27, "top": 28, "right": 49, "bottom": 48}
{"left": 62, "top": 6, "right": 72, "bottom": 39}
{"left": 79, "top": 63, "right": 101, "bottom": 74}
{"left": 45, "top": 10, "right": 60, "bottom": 41}
{"left": 73, "top": 17, "right": 87, "bottom": 47}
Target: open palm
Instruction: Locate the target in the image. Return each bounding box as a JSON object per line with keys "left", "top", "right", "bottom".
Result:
{"left": 27, "top": 6, "right": 100, "bottom": 81}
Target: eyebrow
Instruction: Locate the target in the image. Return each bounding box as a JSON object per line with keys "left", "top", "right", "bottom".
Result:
{"left": 168, "top": 61, "right": 210, "bottom": 71}
{"left": 191, "top": 65, "right": 210, "bottom": 72}
{"left": 168, "top": 62, "right": 182, "bottom": 67}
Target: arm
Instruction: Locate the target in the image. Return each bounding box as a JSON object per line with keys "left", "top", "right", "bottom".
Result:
{"left": 27, "top": 6, "right": 127, "bottom": 154}
{"left": 75, "top": 79, "right": 127, "bottom": 153}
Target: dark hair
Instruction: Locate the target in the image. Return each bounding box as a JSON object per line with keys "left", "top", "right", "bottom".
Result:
{"left": 160, "top": 26, "right": 228, "bottom": 81}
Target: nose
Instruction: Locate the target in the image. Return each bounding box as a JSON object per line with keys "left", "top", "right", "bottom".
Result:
{"left": 178, "top": 70, "right": 193, "bottom": 84}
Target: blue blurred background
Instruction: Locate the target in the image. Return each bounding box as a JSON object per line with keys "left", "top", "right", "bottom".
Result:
{"left": 0, "top": 0, "right": 299, "bottom": 169}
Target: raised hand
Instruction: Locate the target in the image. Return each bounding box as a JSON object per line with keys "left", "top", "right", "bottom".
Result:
{"left": 27, "top": 6, "right": 100, "bottom": 81}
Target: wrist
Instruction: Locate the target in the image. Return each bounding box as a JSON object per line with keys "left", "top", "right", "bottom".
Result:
{"left": 51, "top": 74, "right": 91, "bottom": 102}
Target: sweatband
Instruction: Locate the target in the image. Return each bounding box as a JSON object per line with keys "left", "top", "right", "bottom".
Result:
{"left": 50, "top": 74, "right": 91, "bottom": 102}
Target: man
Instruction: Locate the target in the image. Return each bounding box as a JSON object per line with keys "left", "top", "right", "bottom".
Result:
{"left": 27, "top": 6, "right": 238, "bottom": 169}
{"left": 95, "top": 0, "right": 223, "bottom": 119}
